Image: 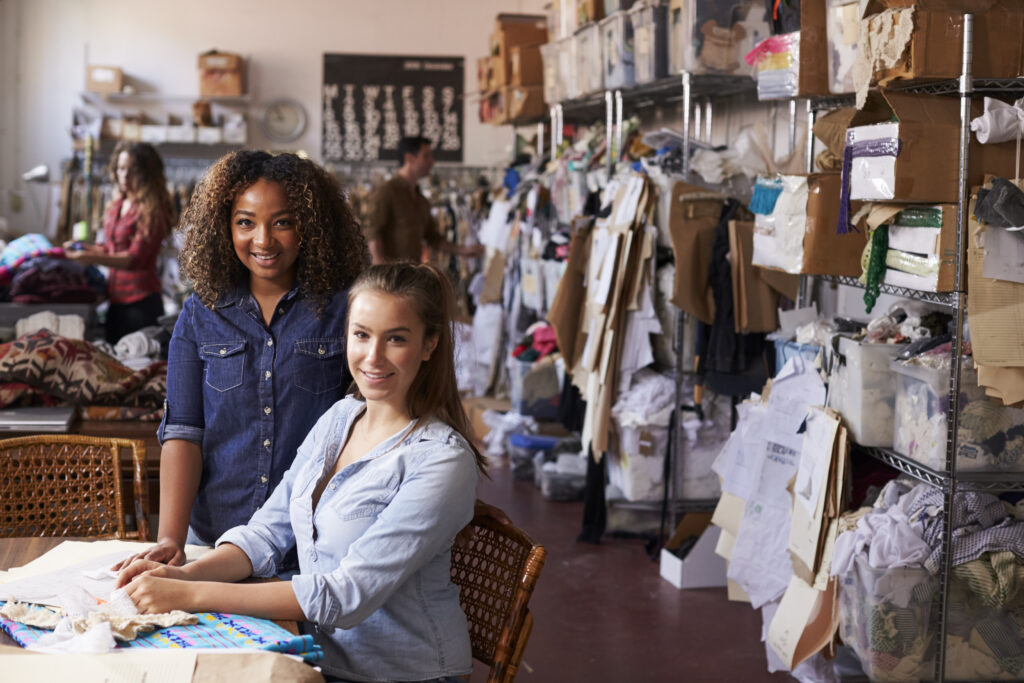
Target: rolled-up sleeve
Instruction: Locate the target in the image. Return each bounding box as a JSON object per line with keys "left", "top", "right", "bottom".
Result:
{"left": 158, "top": 297, "right": 204, "bottom": 445}
{"left": 291, "top": 438, "right": 478, "bottom": 628}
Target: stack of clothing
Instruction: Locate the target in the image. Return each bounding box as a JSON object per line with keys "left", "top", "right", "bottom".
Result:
{"left": 0, "top": 235, "right": 106, "bottom": 303}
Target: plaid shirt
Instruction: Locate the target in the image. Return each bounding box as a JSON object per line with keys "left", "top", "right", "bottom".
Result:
{"left": 103, "top": 198, "right": 167, "bottom": 304}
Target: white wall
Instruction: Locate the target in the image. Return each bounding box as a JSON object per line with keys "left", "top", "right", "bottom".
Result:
{"left": 0, "top": 0, "right": 547, "bottom": 236}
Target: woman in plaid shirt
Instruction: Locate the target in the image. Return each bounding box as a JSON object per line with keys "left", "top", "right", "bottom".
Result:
{"left": 65, "top": 141, "right": 174, "bottom": 343}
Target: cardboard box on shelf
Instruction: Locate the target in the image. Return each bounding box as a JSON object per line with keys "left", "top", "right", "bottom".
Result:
{"left": 477, "top": 56, "right": 493, "bottom": 93}
{"left": 198, "top": 50, "right": 245, "bottom": 97}
{"left": 862, "top": 1, "right": 1024, "bottom": 85}
{"left": 490, "top": 55, "right": 508, "bottom": 91}
{"left": 86, "top": 65, "right": 124, "bottom": 94}
{"left": 508, "top": 85, "right": 546, "bottom": 123}
{"left": 802, "top": 173, "right": 866, "bottom": 277}
{"left": 576, "top": 0, "right": 603, "bottom": 26}
{"left": 797, "top": 0, "right": 830, "bottom": 96}
{"left": 510, "top": 44, "right": 544, "bottom": 86}
{"left": 494, "top": 13, "right": 549, "bottom": 42}
{"left": 846, "top": 90, "right": 1020, "bottom": 204}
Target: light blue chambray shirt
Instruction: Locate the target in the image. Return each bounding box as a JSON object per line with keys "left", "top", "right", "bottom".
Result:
{"left": 218, "top": 397, "right": 478, "bottom": 683}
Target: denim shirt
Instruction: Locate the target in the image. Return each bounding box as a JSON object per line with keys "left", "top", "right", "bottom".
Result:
{"left": 219, "top": 397, "right": 478, "bottom": 683}
{"left": 158, "top": 285, "right": 351, "bottom": 544}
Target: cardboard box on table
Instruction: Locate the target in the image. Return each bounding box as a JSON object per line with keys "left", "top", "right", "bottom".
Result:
{"left": 862, "top": 0, "right": 1024, "bottom": 86}
{"left": 846, "top": 90, "right": 1021, "bottom": 204}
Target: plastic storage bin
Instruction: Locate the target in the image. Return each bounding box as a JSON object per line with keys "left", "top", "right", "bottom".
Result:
{"left": 540, "top": 40, "right": 564, "bottom": 105}
{"left": 600, "top": 11, "right": 634, "bottom": 89}
{"left": 575, "top": 23, "right": 604, "bottom": 95}
{"left": 602, "top": 0, "right": 635, "bottom": 15}
{"left": 540, "top": 466, "right": 586, "bottom": 501}
{"left": 826, "top": 0, "right": 858, "bottom": 94}
{"left": 838, "top": 554, "right": 938, "bottom": 683}
{"left": 827, "top": 337, "right": 905, "bottom": 448}
{"left": 773, "top": 339, "right": 820, "bottom": 375}
{"left": 607, "top": 423, "right": 668, "bottom": 501}
{"left": 508, "top": 355, "right": 561, "bottom": 420}
{"left": 891, "top": 359, "right": 1024, "bottom": 473}
{"left": 560, "top": 36, "right": 581, "bottom": 100}
{"left": 508, "top": 432, "right": 559, "bottom": 481}
{"left": 668, "top": 0, "right": 770, "bottom": 76}
{"left": 629, "top": 2, "right": 668, "bottom": 84}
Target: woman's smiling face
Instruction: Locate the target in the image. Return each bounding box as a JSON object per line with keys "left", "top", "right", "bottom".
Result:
{"left": 231, "top": 178, "right": 300, "bottom": 291}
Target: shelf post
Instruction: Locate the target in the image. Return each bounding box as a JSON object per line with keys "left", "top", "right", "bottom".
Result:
{"left": 550, "top": 106, "right": 558, "bottom": 159}
{"left": 681, "top": 71, "right": 692, "bottom": 176}
{"left": 605, "top": 90, "right": 614, "bottom": 175}
{"left": 936, "top": 12, "right": 974, "bottom": 683}
{"left": 704, "top": 99, "right": 713, "bottom": 143}
{"left": 615, "top": 90, "right": 624, "bottom": 169}
{"left": 537, "top": 121, "right": 544, "bottom": 160}
{"left": 788, "top": 98, "right": 797, "bottom": 155}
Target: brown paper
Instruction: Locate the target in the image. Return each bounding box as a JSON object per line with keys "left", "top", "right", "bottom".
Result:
{"left": 802, "top": 173, "right": 867, "bottom": 276}
{"left": 798, "top": 0, "right": 831, "bottom": 96}
{"left": 547, "top": 220, "right": 593, "bottom": 370}
{"left": 479, "top": 251, "right": 506, "bottom": 304}
{"left": 767, "top": 575, "right": 840, "bottom": 670}
{"left": 968, "top": 246, "right": 1024, "bottom": 367}
{"left": 812, "top": 108, "right": 857, "bottom": 159}
{"left": 730, "top": 220, "right": 781, "bottom": 333}
{"left": 667, "top": 182, "right": 721, "bottom": 324}
{"left": 978, "top": 363, "right": 1024, "bottom": 406}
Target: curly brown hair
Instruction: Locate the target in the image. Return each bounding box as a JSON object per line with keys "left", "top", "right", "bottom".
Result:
{"left": 179, "top": 151, "right": 367, "bottom": 314}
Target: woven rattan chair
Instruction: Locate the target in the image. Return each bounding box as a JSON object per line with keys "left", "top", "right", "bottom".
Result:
{"left": 0, "top": 434, "right": 150, "bottom": 541}
{"left": 451, "top": 514, "right": 546, "bottom": 683}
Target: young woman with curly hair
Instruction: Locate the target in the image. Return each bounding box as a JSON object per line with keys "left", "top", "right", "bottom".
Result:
{"left": 117, "top": 151, "right": 369, "bottom": 568}
{"left": 65, "top": 141, "right": 174, "bottom": 343}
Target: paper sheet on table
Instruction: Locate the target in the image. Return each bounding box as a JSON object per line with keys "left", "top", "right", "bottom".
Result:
{"left": 727, "top": 495, "right": 794, "bottom": 608}
{"left": 983, "top": 227, "right": 1024, "bottom": 285}
{"left": 0, "top": 541, "right": 212, "bottom": 613}
{"left": 767, "top": 575, "right": 839, "bottom": 670}
{"left": 968, "top": 247, "right": 1024, "bottom": 367}
{"left": 2, "top": 650, "right": 198, "bottom": 683}
{"left": 793, "top": 407, "right": 839, "bottom": 518}
{"left": 478, "top": 201, "right": 512, "bottom": 250}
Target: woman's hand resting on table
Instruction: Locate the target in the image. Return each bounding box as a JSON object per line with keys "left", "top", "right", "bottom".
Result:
{"left": 116, "top": 558, "right": 195, "bottom": 614}
{"left": 111, "top": 537, "right": 187, "bottom": 572}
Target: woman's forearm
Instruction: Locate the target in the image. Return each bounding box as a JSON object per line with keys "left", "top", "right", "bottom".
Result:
{"left": 157, "top": 440, "right": 203, "bottom": 547}
{"left": 179, "top": 543, "right": 255, "bottom": 583}
{"left": 190, "top": 579, "right": 307, "bottom": 621}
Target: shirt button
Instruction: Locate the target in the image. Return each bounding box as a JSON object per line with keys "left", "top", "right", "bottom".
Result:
{"left": 318, "top": 346, "right": 325, "bottom": 355}
{"left": 278, "top": 308, "right": 284, "bottom": 315}
{"left": 267, "top": 339, "right": 274, "bottom": 347}
{"left": 265, "top": 371, "right": 272, "bottom": 379}
{"left": 264, "top": 406, "right": 272, "bottom": 415}
{"left": 219, "top": 349, "right": 226, "bottom": 355}
{"left": 260, "top": 475, "right": 268, "bottom": 484}
{"left": 330, "top": 483, "right": 337, "bottom": 490}
{"left": 263, "top": 439, "right": 271, "bottom": 447}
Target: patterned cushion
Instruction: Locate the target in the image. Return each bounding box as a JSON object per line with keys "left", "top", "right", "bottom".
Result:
{"left": 0, "top": 329, "right": 166, "bottom": 409}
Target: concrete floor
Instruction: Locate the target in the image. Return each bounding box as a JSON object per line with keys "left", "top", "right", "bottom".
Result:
{"left": 470, "top": 458, "right": 793, "bottom": 683}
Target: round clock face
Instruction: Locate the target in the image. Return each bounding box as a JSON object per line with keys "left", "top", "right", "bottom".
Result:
{"left": 262, "top": 98, "right": 307, "bottom": 143}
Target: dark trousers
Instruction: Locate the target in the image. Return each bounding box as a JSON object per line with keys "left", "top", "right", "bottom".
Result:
{"left": 106, "top": 291, "right": 164, "bottom": 344}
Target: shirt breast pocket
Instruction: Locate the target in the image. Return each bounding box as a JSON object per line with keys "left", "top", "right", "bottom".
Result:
{"left": 330, "top": 471, "right": 400, "bottom": 521}
{"left": 200, "top": 341, "right": 246, "bottom": 392}
{"left": 294, "top": 339, "right": 346, "bottom": 395}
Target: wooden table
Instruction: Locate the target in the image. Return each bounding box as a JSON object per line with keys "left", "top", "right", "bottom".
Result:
{"left": 0, "top": 537, "right": 299, "bottom": 648}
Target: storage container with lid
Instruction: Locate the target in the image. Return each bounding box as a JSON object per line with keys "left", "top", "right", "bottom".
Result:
{"left": 575, "top": 23, "right": 604, "bottom": 95}
{"left": 628, "top": 2, "right": 668, "bottom": 84}
{"left": 600, "top": 11, "right": 635, "bottom": 90}
{"left": 826, "top": 336, "right": 905, "bottom": 448}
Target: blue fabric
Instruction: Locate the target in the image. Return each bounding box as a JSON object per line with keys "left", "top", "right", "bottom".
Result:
{"left": 158, "top": 285, "right": 351, "bottom": 544}
{"left": 218, "top": 397, "right": 478, "bottom": 683}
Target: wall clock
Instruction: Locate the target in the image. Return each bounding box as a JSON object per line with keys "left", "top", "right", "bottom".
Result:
{"left": 261, "top": 97, "right": 308, "bottom": 143}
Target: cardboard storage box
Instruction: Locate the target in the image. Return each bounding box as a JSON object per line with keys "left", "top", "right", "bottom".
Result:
{"left": 577, "top": 0, "right": 603, "bottom": 25}
{"left": 198, "top": 50, "right": 245, "bottom": 97}
{"left": 510, "top": 44, "right": 544, "bottom": 86}
{"left": 881, "top": 204, "right": 957, "bottom": 292}
{"left": 845, "top": 90, "right": 1020, "bottom": 204}
{"left": 863, "top": 0, "right": 1024, "bottom": 86}
{"left": 802, "top": 173, "right": 866, "bottom": 277}
{"left": 462, "top": 395, "right": 513, "bottom": 441}
{"left": 508, "top": 85, "right": 546, "bottom": 122}
{"left": 477, "top": 56, "right": 493, "bottom": 93}
{"left": 86, "top": 65, "right": 124, "bottom": 94}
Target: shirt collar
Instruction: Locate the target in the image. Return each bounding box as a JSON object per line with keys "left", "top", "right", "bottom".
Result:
{"left": 213, "top": 280, "right": 302, "bottom": 309}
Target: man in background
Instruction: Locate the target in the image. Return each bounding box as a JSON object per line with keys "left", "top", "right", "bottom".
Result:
{"left": 366, "top": 136, "right": 484, "bottom": 264}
